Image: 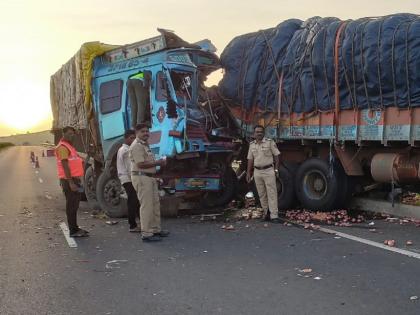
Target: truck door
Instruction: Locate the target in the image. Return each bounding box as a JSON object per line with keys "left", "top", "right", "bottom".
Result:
{"left": 152, "top": 69, "right": 178, "bottom": 156}
{"left": 97, "top": 79, "right": 126, "bottom": 140}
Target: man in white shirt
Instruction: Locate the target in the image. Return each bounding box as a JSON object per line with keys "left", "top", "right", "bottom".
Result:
{"left": 117, "top": 129, "right": 140, "bottom": 232}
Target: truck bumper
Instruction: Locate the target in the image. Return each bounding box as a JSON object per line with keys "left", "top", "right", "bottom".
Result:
{"left": 175, "top": 176, "right": 220, "bottom": 191}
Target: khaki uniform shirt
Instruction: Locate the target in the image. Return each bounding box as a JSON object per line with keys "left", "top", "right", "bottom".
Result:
{"left": 247, "top": 137, "right": 280, "bottom": 167}
{"left": 129, "top": 138, "right": 156, "bottom": 174}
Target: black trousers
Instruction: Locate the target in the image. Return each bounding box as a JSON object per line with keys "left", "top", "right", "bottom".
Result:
{"left": 60, "top": 178, "right": 81, "bottom": 234}
{"left": 123, "top": 182, "right": 140, "bottom": 228}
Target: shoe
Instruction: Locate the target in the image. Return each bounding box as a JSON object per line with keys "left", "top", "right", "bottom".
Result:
{"left": 70, "top": 229, "right": 89, "bottom": 237}
{"left": 153, "top": 230, "right": 170, "bottom": 237}
{"left": 271, "top": 218, "right": 281, "bottom": 224}
{"left": 129, "top": 226, "right": 142, "bottom": 233}
{"left": 142, "top": 235, "right": 162, "bottom": 242}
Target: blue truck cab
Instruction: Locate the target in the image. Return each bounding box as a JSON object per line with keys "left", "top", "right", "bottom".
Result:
{"left": 88, "top": 31, "right": 238, "bottom": 216}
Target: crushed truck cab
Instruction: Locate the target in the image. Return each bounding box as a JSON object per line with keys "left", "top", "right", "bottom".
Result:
{"left": 51, "top": 30, "right": 239, "bottom": 217}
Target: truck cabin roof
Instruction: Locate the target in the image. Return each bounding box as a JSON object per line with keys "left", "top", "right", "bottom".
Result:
{"left": 93, "top": 30, "right": 220, "bottom": 78}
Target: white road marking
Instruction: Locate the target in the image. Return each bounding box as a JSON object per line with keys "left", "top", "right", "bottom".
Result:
{"left": 318, "top": 226, "right": 420, "bottom": 260}
{"left": 59, "top": 222, "right": 77, "bottom": 248}
{"left": 38, "top": 178, "right": 43, "bottom": 183}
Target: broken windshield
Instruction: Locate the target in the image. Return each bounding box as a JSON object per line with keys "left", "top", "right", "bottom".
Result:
{"left": 169, "top": 70, "right": 194, "bottom": 103}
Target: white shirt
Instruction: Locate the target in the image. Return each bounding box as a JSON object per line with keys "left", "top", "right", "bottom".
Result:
{"left": 117, "top": 143, "right": 131, "bottom": 184}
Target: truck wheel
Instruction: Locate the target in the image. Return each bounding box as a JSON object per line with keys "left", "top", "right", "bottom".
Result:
{"left": 334, "top": 164, "right": 354, "bottom": 209}
{"left": 277, "top": 165, "right": 296, "bottom": 210}
{"left": 200, "top": 167, "right": 237, "bottom": 208}
{"left": 295, "top": 158, "right": 339, "bottom": 211}
{"left": 96, "top": 170, "right": 127, "bottom": 218}
{"left": 84, "top": 166, "right": 101, "bottom": 210}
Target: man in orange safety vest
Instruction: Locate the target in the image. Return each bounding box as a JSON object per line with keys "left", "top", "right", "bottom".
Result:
{"left": 55, "top": 126, "right": 88, "bottom": 237}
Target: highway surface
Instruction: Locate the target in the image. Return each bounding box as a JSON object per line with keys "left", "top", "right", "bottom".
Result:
{"left": 0, "top": 146, "right": 419, "bottom": 315}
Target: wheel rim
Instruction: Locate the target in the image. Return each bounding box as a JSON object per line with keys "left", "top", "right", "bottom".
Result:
{"left": 303, "top": 170, "right": 328, "bottom": 200}
{"left": 103, "top": 179, "right": 121, "bottom": 206}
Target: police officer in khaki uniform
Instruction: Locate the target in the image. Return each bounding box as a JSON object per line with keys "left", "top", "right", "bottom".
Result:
{"left": 246, "top": 125, "right": 281, "bottom": 223}
{"left": 129, "top": 123, "right": 169, "bottom": 242}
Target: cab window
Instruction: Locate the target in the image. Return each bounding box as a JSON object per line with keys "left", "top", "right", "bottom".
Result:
{"left": 156, "top": 72, "right": 168, "bottom": 101}
{"left": 100, "top": 80, "right": 123, "bottom": 114}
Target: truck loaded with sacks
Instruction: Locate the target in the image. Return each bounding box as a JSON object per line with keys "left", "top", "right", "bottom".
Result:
{"left": 215, "top": 13, "right": 420, "bottom": 211}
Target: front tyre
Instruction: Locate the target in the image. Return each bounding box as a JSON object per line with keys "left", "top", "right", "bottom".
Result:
{"left": 96, "top": 170, "right": 127, "bottom": 218}
{"left": 200, "top": 167, "right": 238, "bottom": 208}
{"left": 84, "top": 166, "right": 101, "bottom": 210}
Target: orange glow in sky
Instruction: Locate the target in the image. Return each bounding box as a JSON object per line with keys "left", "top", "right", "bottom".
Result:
{"left": 0, "top": 0, "right": 419, "bottom": 136}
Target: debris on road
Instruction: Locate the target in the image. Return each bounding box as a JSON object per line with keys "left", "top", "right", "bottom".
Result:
{"left": 285, "top": 209, "right": 365, "bottom": 227}
{"left": 231, "top": 206, "right": 264, "bottom": 220}
{"left": 194, "top": 213, "right": 222, "bottom": 222}
{"left": 91, "top": 211, "right": 109, "bottom": 220}
{"left": 406, "top": 240, "right": 413, "bottom": 246}
{"left": 410, "top": 295, "right": 418, "bottom": 301}
{"left": 384, "top": 215, "right": 420, "bottom": 227}
{"left": 300, "top": 268, "right": 312, "bottom": 273}
{"left": 401, "top": 192, "right": 420, "bottom": 205}
{"left": 314, "top": 277, "right": 322, "bottom": 280}
{"left": 384, "top": 240, "right": 396, "bottom": 247}
{"left": 221, "top": 224, "right": 235, "bottom": 230}
{"left": 105, "top": 220, "right": 119, "bottom": 225}
{"left": 105, "top": 260, "right": 128, "bottom": 269}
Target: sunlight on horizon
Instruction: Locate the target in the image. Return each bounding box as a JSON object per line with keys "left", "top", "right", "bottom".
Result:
{"left": 0, "top": 81, "right": 51, "bottom": 133}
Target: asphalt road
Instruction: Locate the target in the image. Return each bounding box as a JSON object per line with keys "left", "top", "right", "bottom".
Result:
{"left": 0, "top": 146, "right": 420, "bottom": 315}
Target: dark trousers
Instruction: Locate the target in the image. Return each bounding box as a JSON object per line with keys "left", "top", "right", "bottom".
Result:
{"left": 60, "top": 178, "right": 81, "bottom": 234}
{"left": 123, "top": 182, "right": 140, "bottom": 229}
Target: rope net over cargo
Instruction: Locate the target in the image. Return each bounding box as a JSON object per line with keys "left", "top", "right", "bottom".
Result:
{"left": 219, "top": 14, "right": 420, "bottom": 116}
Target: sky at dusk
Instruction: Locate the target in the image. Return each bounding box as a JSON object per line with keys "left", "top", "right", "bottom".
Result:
{"left": 0, "top": 0, "right": 419, "bottom": 136}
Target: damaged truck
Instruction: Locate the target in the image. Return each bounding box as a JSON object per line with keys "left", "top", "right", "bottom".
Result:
{"left": 217, "top": 13, "right": 420, "bottom": 211}
{"left": 51, "top": 13, "right": 420, "bottom": 216}
{"left": 50, "top": 29, "right": 239, "bottom": 217}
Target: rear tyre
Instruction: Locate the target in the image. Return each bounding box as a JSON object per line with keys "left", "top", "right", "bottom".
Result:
{"left": 84, "top": 166, "right": 101, "bottom": 210}
{"left": 277, "top": 165, "right": 295, "bottom": 210}
{"left": 200, "top": 167, "right": 238, "bottom": 208}
{"left": 96, "top": 170, "right": 127, "bottom": 218}
{"left": 295, "top": 158, "right": 339, "bottom": 211}
{"left": 334, "top": 164, "right": 355, "bottom": 209}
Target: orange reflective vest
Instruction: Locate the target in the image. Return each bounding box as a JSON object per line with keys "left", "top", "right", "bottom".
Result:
{"left": 55, "top": 139, "right": 84, "bottom": 179}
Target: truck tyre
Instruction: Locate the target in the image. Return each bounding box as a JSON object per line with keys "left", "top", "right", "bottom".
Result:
{"left": 295, "top": 158, "right": 339, "bottom": 211}
{"left": 84, "top": 166, "right": 101, "bottom": 210}
{"left": 334, "top": 164, "right": 354, "bottom": 209}
{"left": 96, "top": 170, "right": 127, "bottom": 218}
{"left": 200, "top": 167, "right": 237, "bottom": 208}
{"left": 277, "top": 165, "right": 296, "bottom": 210}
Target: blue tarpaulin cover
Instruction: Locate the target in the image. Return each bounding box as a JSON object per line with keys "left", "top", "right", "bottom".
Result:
{"left": 219, "top": 14, "right": 420, "bottom": 113}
